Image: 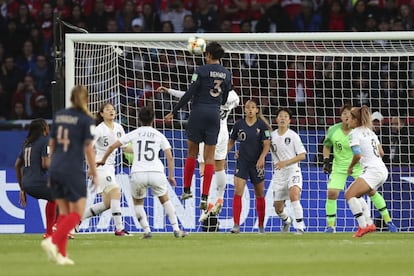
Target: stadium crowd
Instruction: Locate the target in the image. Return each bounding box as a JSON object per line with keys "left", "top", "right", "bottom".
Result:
{"left": 1, "top": 0, "right": 414, "bottom": 122}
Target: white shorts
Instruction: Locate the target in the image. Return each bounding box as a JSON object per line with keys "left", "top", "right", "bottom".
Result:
{"left": 271, "top": 167, "right": 303, "bottom": 201}
{"left": 97, "top": 165, "right": 119, "bottom": 194}
{"left": 359, "top": 167, "right": 388, "bottom": 190}
{"left": 198, "top": 128, "right": 229, "bottom": 163}
{"left": 130, "top": 171, "right": 168, "bottom": 199}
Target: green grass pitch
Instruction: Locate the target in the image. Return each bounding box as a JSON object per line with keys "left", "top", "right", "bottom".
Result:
{"left": 1, "top": 232, "right": 413, "bottom": 276}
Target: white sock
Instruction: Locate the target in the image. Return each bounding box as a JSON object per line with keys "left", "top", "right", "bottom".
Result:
{"left": 358, "top": 197, "right": 373, "bottom": 225}
{"left": 277, "top": 209, "right": 288, "bottom": 220}
{"left": 82, "top": 202, "right": 107, "bottom": 219}
{"left": 111, "top": 199, "right": 123, "bottom": 231}
{"left": 291, "top": 200, "right": 305, "bottom": 230}
{"left": 134, "top": 205, "right": 150, "bottom": 233}
{"left": 348, "top": 197, "right": 367, "bottom": 227}
{"left": 215, "top": 170, "right": 227, "bottom": 199}
{"left": 163, "top": 200, "right": 179, "bottom": 231}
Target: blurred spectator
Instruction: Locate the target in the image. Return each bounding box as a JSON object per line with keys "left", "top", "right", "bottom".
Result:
{"left": 0, "top": 55, "right": 23, "bottom": 95}
{"left": 220, "top": 18, "right": 233, "bottom": 32}
{"left": 15, "top": 40, "right": 37, "bottom": 74}
{"left": 8, "top": 101, "right": 28, "bottom": 120}
{"left": 141, "top": 2, "right": 162, "bottom": 32}
{"left": 285, "top": 57, "right": 315, "bottom": 116}
{"left": 239, "top": 18, "right": 252, "bottom": 33}
{"left": 11, "top": 75, "right": 42, "bottom": 118}
{"left": 68, "top": 4, "right": 87, "bottom": 29}
{"left": 131, "top": 17, "right": 143, "bottom": 32}
{"left": 192, "top": 0, "right": 221, "bottom": 32}
{"left": 30, "top": 54, "right": 53, "bottom": 96}
{"left": 116, "top": 0, "right": 139, "bottom": 32}
{"left": 350, "top": 0, "right": 369, "bottom": 31}
{"left": 25, "top": 0, "right": 45, "bottom": 21}
{"left": 15, "top": 3, "right": 35, "bottom": 39}
{"left": 379, "top": 75, "right": 406, "bottom": 116}
{"left": 31, "top": 94, "right": 52, "bottom": 119}
{"left": 322, "top": 0, "right": 348, "bottom": 32}
{"left": 390, "top": 15, "right": 405, "bottom": 30}
{"left": 105, "top": 17, "right": 119, "bottom": 32}
{"left": 88, "top": 0, "right": 114, "bottom": 32}
{"left": 182, "top": 14, "right": 198, "bottom": 32}
{"left": 365, "top": 12, "right": 378, "bottom": 31}
{"left": 37, "top": 2, "right": 54, "bottom": 54}
{"left": 281, "top": 0, "right": 302, "bottom": 21}
{"left": 221, "top": 0, "right": 249, "bottom": 24}
{"left": 381, "top": 116, "right": 414, "bottom": 165}
{"left": 255, "top": 2, "right": 292, "bottom": 32}
{"left": 161, "top": 20, "right": 175, "bottom": 32}
{"left": 161, "top": 0, "right": 192, "bottom": 33}
{"left": 28, "top": 25, "right": 47, "bottom": 55}
{"left": 399, "top": 3, "right": 414, "bottom": 30}
{"left": 2, "top": 19, "right": 24, "bottom": 57}
{"left": 55, "top": 0, "right": 72, "bottom": 20}
{"left": 293, "top": 0, "right": 323, "bottom": 32}
{"left": 371, "top": 111, "right": 385, "bottom": 135}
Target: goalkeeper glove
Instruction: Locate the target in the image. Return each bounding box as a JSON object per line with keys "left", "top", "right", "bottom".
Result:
{"left": 323, "top": 158, "right": 331, "bottom": 174}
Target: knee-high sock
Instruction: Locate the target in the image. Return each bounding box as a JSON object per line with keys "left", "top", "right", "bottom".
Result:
{"left": 134, "top": 205, "right": 150, "bottom": 233}
{"left": 202, "top": 164, "right": 215, "bottom": 197}
{"left": 184, "top": 157, "right": 196, "bottom": 189}
{"left": 52, "top": 212, "right": 80, "bottom": 257}
{"left": 348, "top": 197, "right": 367, "bottom": 228}
{"left": 45, "top": 201, "right": 57, "bottom": 235}
{"left": 358, "top": 197, "right": 373, "bottom": 225}
{"left": 255, "top": 197, "right": 265, "bottom": 228}
{"left": 233, "top": 195, "right": 242, "bottom": 225}
{"left": 82, "top": 202, "right": 107, "bottom": 219}
{"left": 325, "top": 199, "right": 337, "bottom": 228}
{"left": 163, "top": 200, "right": 180, "bottom": 231}
{"left": 215, "top": 170, "right": 227, "bottom": 199}
{"left": 291, "top": 200, "right": 305, "bottom": 230}
{"left": 111, "top": 199, "right": 123, "bottom": 231}
{"left": 370, "top": 192, "right": 391, "bottom": 223}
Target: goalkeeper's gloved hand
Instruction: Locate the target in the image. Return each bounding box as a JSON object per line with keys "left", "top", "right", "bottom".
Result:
{"left": 323, "top": 158, "right": 331, "bottom": 174}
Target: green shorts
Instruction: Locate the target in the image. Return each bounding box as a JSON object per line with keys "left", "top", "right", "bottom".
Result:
{"left": 327, "top": 170, "right": 361, "bottom": 190}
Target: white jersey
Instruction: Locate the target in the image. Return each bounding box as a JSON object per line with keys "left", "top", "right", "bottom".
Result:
{"left": 219, "top": 90, "right": 240, "bottom": 127}
{"left": 94, "top": 122, "right": 126, "bottom": 166}
{"left": 119, "top": 126, "right": 171, "bottom": 173}
{"left": 349, "top": 127, "right": 387, "bottom": 170}
{"left": 270, "top": 128, "right": 306, "bottom": 170}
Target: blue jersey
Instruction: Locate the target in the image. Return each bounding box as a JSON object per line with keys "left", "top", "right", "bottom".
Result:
{"left": 230, "top": 119, "right": 271, "bottom": 163}
{"left": 18, "top": 135, "right": 49, "bottom": 188}
{"left": 172, "top": 63, "right": 232, "bottom": 115}
{"left": 49, "top": 108, "right": 95, "bottom": 174}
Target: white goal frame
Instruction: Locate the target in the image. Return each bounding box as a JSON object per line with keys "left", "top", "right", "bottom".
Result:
{"left": 65, "top": 32, "right": 414, "bottom": 234}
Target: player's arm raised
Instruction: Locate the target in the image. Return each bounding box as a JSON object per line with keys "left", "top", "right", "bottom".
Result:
{"left": 97, "top": 140, "right": 122, "bottom": 166}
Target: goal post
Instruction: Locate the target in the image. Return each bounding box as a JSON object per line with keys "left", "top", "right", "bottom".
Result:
{"left": 66, "top": 32, "right": 414, "bottom": 233}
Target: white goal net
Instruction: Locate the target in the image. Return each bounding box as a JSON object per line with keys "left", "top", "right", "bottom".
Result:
{"left": 66, "top": 32, "right": 414, "bottom": 233}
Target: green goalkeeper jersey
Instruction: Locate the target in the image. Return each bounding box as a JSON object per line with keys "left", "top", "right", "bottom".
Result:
{"left": 323, "top": 123, "right": 362, "bottom": 174}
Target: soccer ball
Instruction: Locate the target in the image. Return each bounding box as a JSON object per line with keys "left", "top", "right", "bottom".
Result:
{"left": 187, "top": 37, "right": 206, "bottom": 55}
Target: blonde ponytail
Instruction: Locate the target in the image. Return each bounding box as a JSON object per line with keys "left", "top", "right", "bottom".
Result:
{"left": 70, "top": 85, "right": 92, "bottom": 117}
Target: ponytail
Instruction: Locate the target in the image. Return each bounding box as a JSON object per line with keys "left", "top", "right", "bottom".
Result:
{"left": 70, "top": 85, "right": 92, "bottom": 117}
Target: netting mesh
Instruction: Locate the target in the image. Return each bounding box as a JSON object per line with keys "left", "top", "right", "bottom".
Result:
{"left": 70, "top": 34, "right": 414, "bottom": 233}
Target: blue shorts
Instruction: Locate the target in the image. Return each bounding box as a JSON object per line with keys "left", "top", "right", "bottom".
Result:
{"left": 234, "top": 159, "right": 265, "bottom": 185}
{"left": 49, "top": 171, "right": 87, "bottom": 202}
{"left": 23, "top": 185, "right": 54, "bottom": 201}
{"left": 186, "top": 108, "right": 220, "bottom": 145}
